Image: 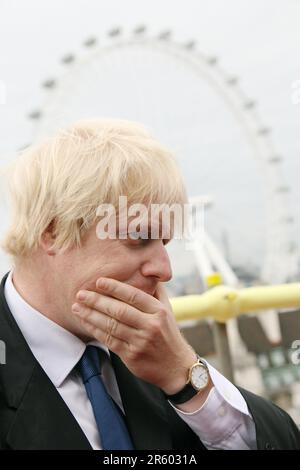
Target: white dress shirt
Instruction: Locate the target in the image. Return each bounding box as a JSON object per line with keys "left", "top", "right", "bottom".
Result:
{"left": 4, "top": 271, "right": 257, "bottom": 450}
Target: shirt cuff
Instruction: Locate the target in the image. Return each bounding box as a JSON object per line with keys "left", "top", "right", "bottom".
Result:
{"left": 168, "top": 359, "right": 254, "bottom": 446}
{"left": 202, "top": 358, "right": 251, "bottom": 415}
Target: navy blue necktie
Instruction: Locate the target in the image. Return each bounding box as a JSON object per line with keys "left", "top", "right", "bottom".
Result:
{"left": 78, "top": 345, "right": 134, "bottom": 450}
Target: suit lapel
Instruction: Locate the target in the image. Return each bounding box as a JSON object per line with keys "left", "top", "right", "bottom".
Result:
{"left": 0, "top": 273, "right": 91, "bottom": 450}
{"left": 6, "top": 362, "right": 92, "bottom": 450}
{"left": 0, "top": 272, "right": 173, "bottom": 450}
{"left": 111, "top": 352, "right": 173, "bottom": 450}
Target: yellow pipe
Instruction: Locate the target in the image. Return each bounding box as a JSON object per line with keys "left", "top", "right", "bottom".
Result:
{"left": 170, "top": 283, "right": 300, "bottom": 323}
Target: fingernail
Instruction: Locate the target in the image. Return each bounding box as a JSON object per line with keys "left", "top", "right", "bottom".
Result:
{"left": 77, "top": 291, "right": 86, "bottom": 301}
{"left": 72, "top": 303, "right": 81, "bottom": 313}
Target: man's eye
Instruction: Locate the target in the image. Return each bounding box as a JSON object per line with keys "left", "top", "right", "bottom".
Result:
{"left": 128, "top": 232, "right": 148, "bottom": 240}
{"left": 127, "top": 232, "right": 150, "bottom": 245}
{"left": 127, "top": 232, "right": 171, "bottom": 246}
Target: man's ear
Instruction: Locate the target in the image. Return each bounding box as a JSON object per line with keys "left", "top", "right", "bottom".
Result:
{"left": 40, "top": 220, "right": 57, "bottom": 256}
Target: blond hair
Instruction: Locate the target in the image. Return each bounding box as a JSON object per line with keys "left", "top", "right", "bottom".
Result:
{"left": 2, "top": 118, "right": 187, "bottom": 259}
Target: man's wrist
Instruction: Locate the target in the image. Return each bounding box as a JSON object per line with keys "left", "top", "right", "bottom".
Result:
{"left": 162, "top": 353, "right": 212, "bottom": 406}
{"left": 159, "top": 350, "right": 199, "bottom": 395}
{"left": 174, "top": 378, "right": 214, "bottom": 412}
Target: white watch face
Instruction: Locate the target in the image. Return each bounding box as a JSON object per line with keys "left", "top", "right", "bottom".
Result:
{"left": 191, "top": 364, "right": 209, "bottom": 391}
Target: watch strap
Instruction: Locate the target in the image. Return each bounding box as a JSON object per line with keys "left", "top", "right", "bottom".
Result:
{"left": 163, "top": 382, "right": 199, "bottom": 405}
{"left": 163, "top": 356, "right": 208, "bottom": 405}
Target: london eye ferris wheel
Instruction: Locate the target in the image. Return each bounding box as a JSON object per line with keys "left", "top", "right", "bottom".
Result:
{"left": 25, "top": 25, "right": 298, "bottom": 287}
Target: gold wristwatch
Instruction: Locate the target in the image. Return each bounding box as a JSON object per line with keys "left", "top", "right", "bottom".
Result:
{"left": 164, "top": 356, "right": 210, "bottom": 405}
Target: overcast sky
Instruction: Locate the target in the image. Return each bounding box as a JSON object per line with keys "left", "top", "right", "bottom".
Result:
{"left": 0, "top": 0, "right": 299, "bottom": 279}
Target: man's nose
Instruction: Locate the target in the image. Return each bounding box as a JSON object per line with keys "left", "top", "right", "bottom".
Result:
{"left": 141, "top": 241, "right": 172, "bottom": 282}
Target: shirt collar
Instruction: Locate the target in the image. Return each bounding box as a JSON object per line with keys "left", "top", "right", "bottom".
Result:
{"left": 4, "top": 271, "right": 109, "bottom": 388}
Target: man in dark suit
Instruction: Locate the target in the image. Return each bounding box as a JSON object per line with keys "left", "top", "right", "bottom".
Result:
{"left": 1, "top": 119, "right": 300, "bottom": 450}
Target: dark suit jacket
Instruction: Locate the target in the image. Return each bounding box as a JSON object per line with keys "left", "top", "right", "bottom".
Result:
{"left": 0, "top": 273, "right": 299, "bottom": 450}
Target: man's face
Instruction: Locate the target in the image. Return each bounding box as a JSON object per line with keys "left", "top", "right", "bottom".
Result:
{"left": 51, "top": 213, "right": 173, "bottom": 338}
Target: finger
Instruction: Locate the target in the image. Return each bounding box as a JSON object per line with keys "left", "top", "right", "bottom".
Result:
{"left": 79, "top": 317, "right": 128, "bottom": 354}
{"left": 154, "top": 282, "right": 172, "bottom": 309}
{"left": 76, "top": 290, "right": 147, "bottom": 329}
{"left": 95, "top": 277, "right": 160, "bottom": 314}
{"left": 72, "top": 303, "right": 136, "bottom": 343}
